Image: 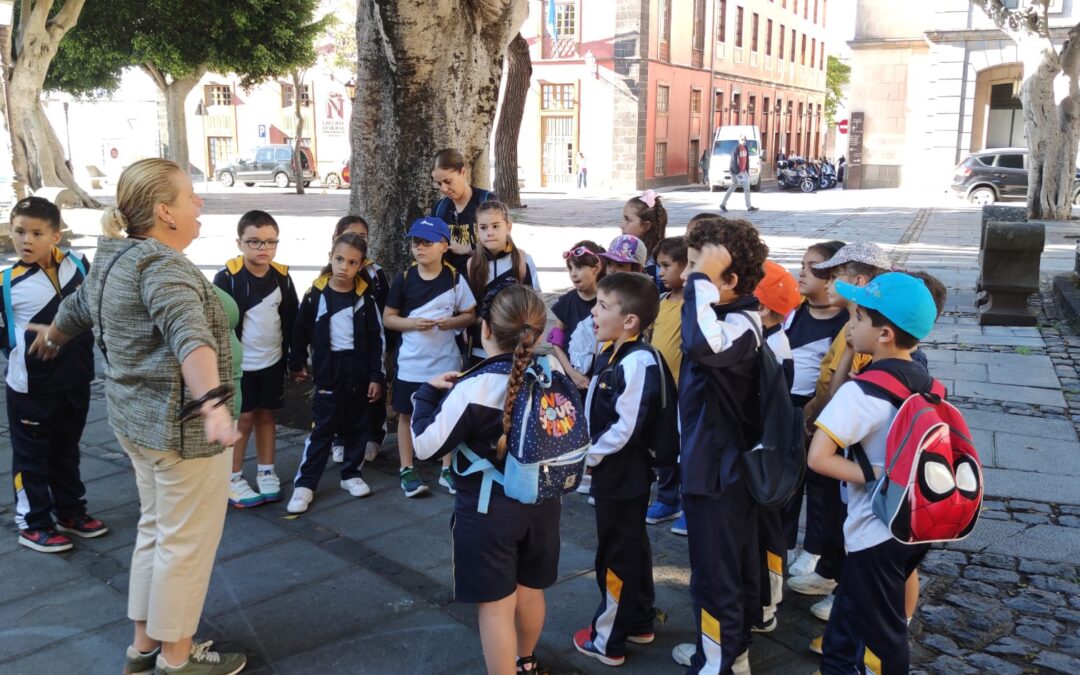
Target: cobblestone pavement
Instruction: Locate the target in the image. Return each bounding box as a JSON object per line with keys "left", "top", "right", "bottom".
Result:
{"left": 2, "top": 185, "right": 1079, "bottom": 674}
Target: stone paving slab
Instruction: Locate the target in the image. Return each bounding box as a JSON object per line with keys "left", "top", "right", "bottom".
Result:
{"left": 983, "top": 524, "right": 1080, "bottom": 563}
{"left": 952, "top": 380, "right": 1066, "bottom": 407}
{"left": 991, "top": 432, "right": 1080, "bottom": 475}
{"left": 956, "top": 408, "right": 1079, "bottom": 441}
{"left": 981, "top": 467, "right": 1080, "bottom": 506}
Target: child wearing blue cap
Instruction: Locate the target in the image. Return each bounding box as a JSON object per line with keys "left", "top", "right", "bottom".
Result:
{"left": 384, "top": 217, "right": 476, "bottom": 497}
{"left": 808, "top": 272, "right": 938, "bottom": 675}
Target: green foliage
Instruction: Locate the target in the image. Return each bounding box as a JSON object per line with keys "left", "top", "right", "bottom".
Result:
{"left": 825, "top": 55, "right": 852, "bottom": 126}
{"left": 47, "top": 0, "right": 327, "bottom": 95}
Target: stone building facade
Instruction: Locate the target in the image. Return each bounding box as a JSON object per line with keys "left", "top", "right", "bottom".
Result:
{"left": 846, "top": 0, "right": 1078, "bottom": 190}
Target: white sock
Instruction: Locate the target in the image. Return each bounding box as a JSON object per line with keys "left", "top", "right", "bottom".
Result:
{"left": 230, "top": 471, "right": 243, "bottom": 482}
{"left": 257, "top": 464, "right": 274, "bottom": 474}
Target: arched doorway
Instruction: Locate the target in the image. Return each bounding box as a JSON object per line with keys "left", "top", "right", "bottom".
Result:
{"left": 971, "top": 63, "right": 1024, "bottom": 151}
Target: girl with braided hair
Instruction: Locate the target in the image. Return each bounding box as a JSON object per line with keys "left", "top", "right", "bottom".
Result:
{"left": 411, "top": 284, "right": 561, "bottom": 675}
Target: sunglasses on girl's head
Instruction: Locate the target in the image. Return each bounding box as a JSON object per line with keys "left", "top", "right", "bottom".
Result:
{"left": 563, "top": 246, "right": 596, "bottom": 260}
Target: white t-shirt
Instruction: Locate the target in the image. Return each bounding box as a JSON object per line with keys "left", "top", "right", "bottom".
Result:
{"left": 241, "top": 284, "right": 283, "bottom": 371}
{"left": 814, "top": 380, "right": 897, "bottom": 552}
{"left": 387, "top": 265, "right": 476, "bottom": 383}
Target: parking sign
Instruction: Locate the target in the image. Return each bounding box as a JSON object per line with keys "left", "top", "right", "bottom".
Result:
{"left": 258, "top": 124, "right": 267, "bottom": 139}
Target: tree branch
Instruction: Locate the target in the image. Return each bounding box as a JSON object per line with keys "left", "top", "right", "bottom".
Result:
{"left": 970, "top": 0, "right": 1047, "bottom": 44}
{"left": 46, "top": 0, "right": 86, "bottom": 42}
{"left": 140, "top": 63, "right": 167, "bottom": 91}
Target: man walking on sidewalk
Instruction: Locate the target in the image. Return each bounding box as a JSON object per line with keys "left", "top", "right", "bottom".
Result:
{"left": 720, "top": 136, "right": 759, "bottom": 213}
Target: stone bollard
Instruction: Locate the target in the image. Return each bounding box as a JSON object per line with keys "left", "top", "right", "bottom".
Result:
{"left": 976, "top": 205, "right": 1027, "bottom": 306}
{"left": 976, "top": 221, "right": 1045, "bottom": 326}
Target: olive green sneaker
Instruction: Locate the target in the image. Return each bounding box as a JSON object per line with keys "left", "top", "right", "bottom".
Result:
{"left": 124, "top": 645, "right": 160, "bottom": 675}
{"left": 154, "top": 641, "right": 246, "bottom": 675}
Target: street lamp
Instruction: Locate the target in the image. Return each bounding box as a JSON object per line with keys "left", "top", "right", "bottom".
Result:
{"left": 193, "top": 100, "right": 208, "bottom": 193}
{"left": 344, "top": 78, "right": 357, "bottom": 102}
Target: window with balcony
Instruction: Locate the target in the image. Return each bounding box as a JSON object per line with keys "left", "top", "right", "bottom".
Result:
{"left": 541, "top": 83, "right": 575, "bottom": 110}
{"left": 205, "top": 85, "right": 232, "bottom": 107}
{"left": 766, "top": 19, "right": 773, "bottom": 56}
{"left": 717, "top": 0, "right": 727, "bottom": 42}
{"left": 657, "top": 84, "right": 670, "bottom": 114}
{"left": 553, "top": 0, "right": 577, "bottom": 39}
{"left": 751, "top": 13, "right": 759, "bottom": 52}
{"left": 655, "top": 142, "right": 668, "bottom": 176}
{"left": 735, "top": 7, "right": 744, "bottom": 48}
{"left": 692, "top": 0, "right": 706, "bottom": 67}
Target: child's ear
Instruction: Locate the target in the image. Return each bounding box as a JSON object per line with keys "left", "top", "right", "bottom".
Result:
{"left": 720, "top": 271, "right": 740, "bottom": 293}
{"left": 623, "top": 312, "right": 641, "bottom": 334}
{"left": 50, "top": 229, "right": 62, "bottom": 245}
{"left": 481, "top": 318, "right": 493, "bottom": 340}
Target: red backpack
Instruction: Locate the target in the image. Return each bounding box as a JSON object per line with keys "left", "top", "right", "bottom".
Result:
{"left": 851, "top": 370, "right": 984, "bottom": 544}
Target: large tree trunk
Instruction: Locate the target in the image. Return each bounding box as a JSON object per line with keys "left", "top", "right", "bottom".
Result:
{"left": 7, "top": 0, "right": 97, "bottom": 206}
{"left": 349, "top": 0, "right": 528, "bottom": 277}
{"left": 292, "top": 70, "right": 306, "bottom": 195}
{"left": 974, "top": 1, "right": 1080, "bottom": 220}
{"left": 493, "top": 33, "right": 531, "bottom": 209}
{"left": 144, "top": 65, "right": 203, "bottom": 178}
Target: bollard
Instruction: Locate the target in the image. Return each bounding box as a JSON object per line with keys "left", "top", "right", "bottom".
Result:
{"left": 976, "top": 220, "right": 1045, "bottom": 326}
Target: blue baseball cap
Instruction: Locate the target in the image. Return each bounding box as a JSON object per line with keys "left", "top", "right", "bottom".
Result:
{"left": 406, "top": 217, "right": 451, "bottom": 243}
{"left": 834, "top": 272, "right": 937, "bottom": 340}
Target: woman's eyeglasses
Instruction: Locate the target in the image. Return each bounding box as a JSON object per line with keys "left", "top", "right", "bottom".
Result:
{"left": 563, "top": 246, "right": 595, "bottom": 259}
{"left": 243, "top": 238, "right": 280, "bottom": 250}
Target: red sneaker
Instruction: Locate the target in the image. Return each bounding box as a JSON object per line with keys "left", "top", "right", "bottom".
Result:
{"left": 573, "top": 627, "right": 625, "bottom": 667}
{"left": 19, "top": 528, "right": 74, "bottom": 553}
{"left": 56, "top": 514, "right": 110, "bottom": 538}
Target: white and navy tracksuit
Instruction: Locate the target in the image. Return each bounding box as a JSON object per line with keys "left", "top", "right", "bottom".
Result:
{"left": 213, "top": 257, "right": 299, "bottom": 412}
{"left": 411, "top": 355, "right": 563, "bottom": 603}
{"left": 467, "top": 249, "right": 540, "bottom": 364}
{"left": 781, "top": 303, "right": 849, "bottom": 555}
{"left": 289, "top": 274, "right": 384, "bottom": 490}
{"left": 758, "top": 324, "right": 794, "bottom": 622}
{"left": 1, "top": 250, "right": 94, "bottom": 531}
{"left": 678, "top": 274, "right": 764, "bottom": 674}
{"left": 585, "top": 337, "right": 679, "bottom": 658}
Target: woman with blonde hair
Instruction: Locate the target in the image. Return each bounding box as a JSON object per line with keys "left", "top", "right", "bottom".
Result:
{"left": 28, "top": 158, "right": 246, "bottom": 675}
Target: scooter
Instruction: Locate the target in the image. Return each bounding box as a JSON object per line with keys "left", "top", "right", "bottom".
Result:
{"left": 818, "top": 161, "right": 838, "bottom": 190}
{"left": 777, "top": 160, "right": 816, "bottom": 192}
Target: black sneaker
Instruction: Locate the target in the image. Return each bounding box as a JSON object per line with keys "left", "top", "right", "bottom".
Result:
{"left": 719, "top": 204, "right": 729, "bottom": 212}
{"left": 748, "top": 206, "right": 760, "bottom": 213}
{"left": 752, "top": 615, "right": 777, "bottom": 633}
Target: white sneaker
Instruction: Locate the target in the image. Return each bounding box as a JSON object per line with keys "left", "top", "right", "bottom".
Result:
{"left": 256, "top": 470, "right": 282, "bottom": 503}
{"left": 734, "top": 650, "right": 751, "bottom": 675}
{"left": 811, "top": 593, "right": 834, "bottom": 621}
{"left": 672, "top": 643, "right": 695, "bottom": 667}
{"left": 340, "top": 477, "right": 371, "bottom": 498}
{"left": 332, "top": 444, "right": 345, "bottom": 463}
{"left": 576, "top": 472, "right": 592, "bottom": 495}
{"left": 228, "top": 477, "right": 264, "bottom": 508}
{"left": 364, "top": 441, "right": 380, "bottom": 462}
{"left": 787, "top": 548, "right": 799, "bottom": 567}
{"left": 287, "top": 487, "right": 314, "bottom": 514}
{"left": 789, "top": 550, "right": 820, "bottom": 578}
{"left": 787, "top": 571, "right": 838, "bottom": 596}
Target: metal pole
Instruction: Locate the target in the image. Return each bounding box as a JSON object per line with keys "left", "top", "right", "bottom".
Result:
{"left": 201, "top": 113, "right": 208, "bottom": 194}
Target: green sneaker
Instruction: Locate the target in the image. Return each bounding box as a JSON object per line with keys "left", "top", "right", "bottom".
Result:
{"left": 154, "top": 641, "right": 246, "bottom": 675}
{"left": 399, "top": 466, "right": 429, "bottom": 498}
{"left": 125, "top": 645, "right": 160, "bottom": 675}
{"left": 439, "top": 467, "right": 457, "bottom": 495}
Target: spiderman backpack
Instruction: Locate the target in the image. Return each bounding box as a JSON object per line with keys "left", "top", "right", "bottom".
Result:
{"left": 850, "top": 370, "right": 984, "bottom": 544}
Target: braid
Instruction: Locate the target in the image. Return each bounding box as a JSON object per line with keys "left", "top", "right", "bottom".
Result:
{"left": 496, "top": 326, "right": 540, "bottom": 460}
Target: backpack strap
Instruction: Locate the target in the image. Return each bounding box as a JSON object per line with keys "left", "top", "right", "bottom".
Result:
{"left": 855, "top": 369, "right": 947, "bottom": 404}
{"left": 848, "top": 442, "right": 878, "bottom": 485}
{"left": 453, "top": 444, "right": 504, "bottom": 515}
{"left": 2, "top": 268, "right": 14, "bottom": 354}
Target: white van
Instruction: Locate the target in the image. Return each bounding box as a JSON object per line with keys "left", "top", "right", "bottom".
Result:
{"left": 710, "top": 125, "right": 762, "bottom": 192}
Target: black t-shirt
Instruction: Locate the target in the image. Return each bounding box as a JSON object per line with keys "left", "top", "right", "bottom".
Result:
{"left": 551, "top": 290, "right": 597, "bottom": 376}
{"left": 432, "top": 186, "right": 496, "bottom": 271}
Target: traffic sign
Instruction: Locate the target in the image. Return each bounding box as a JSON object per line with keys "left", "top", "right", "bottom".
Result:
{"left": 838, "top": 119, "right": 849, "bottom": 135}
{"left": 258, "top": 124, "right": 267, "bottom": 139}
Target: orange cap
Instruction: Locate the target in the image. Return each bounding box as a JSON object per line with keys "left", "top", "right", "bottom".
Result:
{"left": 754, "top": 261, "right": 802, "bottom": 316}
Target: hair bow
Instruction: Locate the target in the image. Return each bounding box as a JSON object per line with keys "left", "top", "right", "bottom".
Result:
{"left": 639, "top": 189, "right": 657, "bottom": 208}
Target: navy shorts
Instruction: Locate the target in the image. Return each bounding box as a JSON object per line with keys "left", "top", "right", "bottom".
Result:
{"left": 451, "top": 499, "right": 561, "bottom": 603}
{"left": 240, "top": 360, "right": 286, "bottom": 413}
{"left": 390, "top": 379, "right": 424, "bottom": 415}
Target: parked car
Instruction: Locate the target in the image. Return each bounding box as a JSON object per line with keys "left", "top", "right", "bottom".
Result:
{"left": 950, "top": 148, "right": 1080, "bottom": 205}
{"left": 323, "top": 161, "right": 350, "bottom": 189}
{"left": 217, "top": 145, "right": 316, "bottom": 188}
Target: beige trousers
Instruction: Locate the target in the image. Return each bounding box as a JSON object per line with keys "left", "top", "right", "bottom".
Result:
{"left": 118, "top": 434, "right": 230, "bottom": 643}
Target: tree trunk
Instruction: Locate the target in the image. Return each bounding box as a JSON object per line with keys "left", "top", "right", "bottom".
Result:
{"left": 149, "top": 68, "right": 203, "bottom": 178}
{"left": 973, "top": 1, "right": 1080, "bottom": 220}
{"left": 292, "top": 70, "right": 306, "bottom": 195}
{"left": 493, "top": 33, "right": 531, "bottom": 209}
{"left": 7, "top": 0, "right": 97, "bottom": 206}
{"left": 349, "top": 0, "right": 528, "bottom": 277}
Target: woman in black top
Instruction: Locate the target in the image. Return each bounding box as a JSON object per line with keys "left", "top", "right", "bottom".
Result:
{"left": 431, "top": 148, "right": 497, "bottom": 272}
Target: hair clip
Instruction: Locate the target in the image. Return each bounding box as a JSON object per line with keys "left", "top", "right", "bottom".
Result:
{"left": 639, "top": 189, "right": 658, "bottom": 208}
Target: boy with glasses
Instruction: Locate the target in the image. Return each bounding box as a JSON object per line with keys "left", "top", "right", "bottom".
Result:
{"left": 384, "top": 217, "right": 476, "bottom": 497}
{"left": 214, "top": 210, "right": 299, "bottom": 508}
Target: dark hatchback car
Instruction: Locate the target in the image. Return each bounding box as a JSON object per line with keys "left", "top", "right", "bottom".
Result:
{"left": 217, "top": 144, "right": 315, "bottom": 188}
{"left": 950, "top": 148, "right": 1080, "bottom": 205}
